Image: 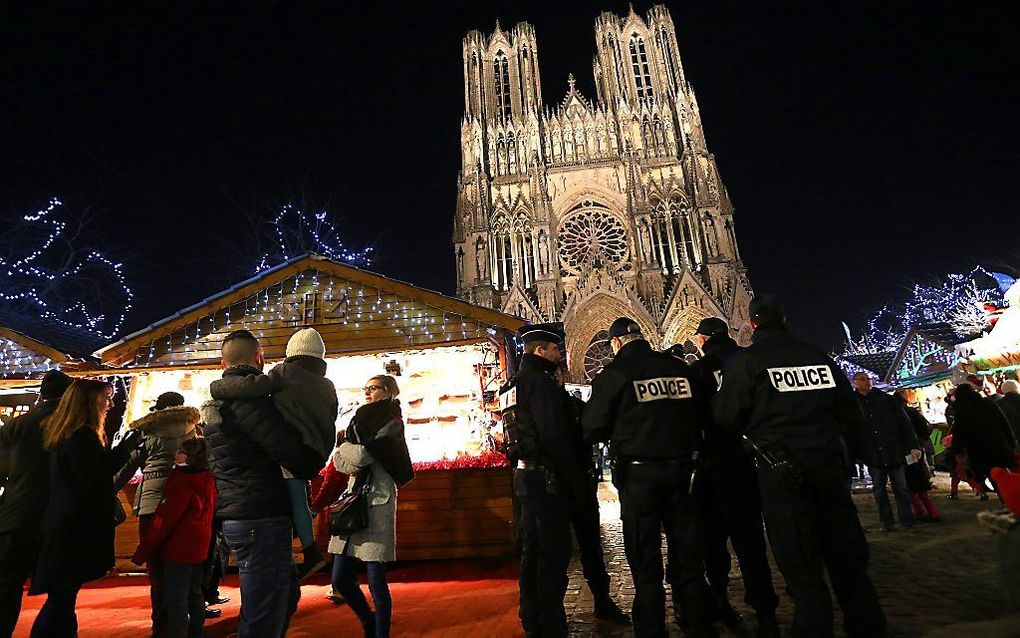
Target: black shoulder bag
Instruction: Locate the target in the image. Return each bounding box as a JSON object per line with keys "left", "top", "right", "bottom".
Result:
{"left": 328, "top": 468, "right": 372, "bottom": 536}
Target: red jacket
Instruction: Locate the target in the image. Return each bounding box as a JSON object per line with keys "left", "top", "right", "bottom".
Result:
{"left": 310, "top": 462, "right": 346, "bottom": 512}
{"left": 133, "top": 467, "right": 216, "bottom": 565}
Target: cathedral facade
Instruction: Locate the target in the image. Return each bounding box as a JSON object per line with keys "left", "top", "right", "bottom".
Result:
{"left": 453, "top": 5, "right": 753, "bottom": 381}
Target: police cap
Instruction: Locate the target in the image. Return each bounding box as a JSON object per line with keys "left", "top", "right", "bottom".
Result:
{"left": 695, "top": 317, "right": 729, "bottom": 337}
{"left": 608, "top": 317, "right": 642, "bottom": 338}
{"left": 749, "top": 294, "right": 785, "bottom": 327}
{"left": 518, "top": 322, "right": 564, "bottom": 345}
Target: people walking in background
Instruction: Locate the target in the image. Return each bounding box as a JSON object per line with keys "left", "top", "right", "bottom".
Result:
{"left": 0, "top": 370, "right": 72, "bottom": 636}
{"left": 896, "top": 390, "right": 935, "bottom": 474}
{"left": 131, "top": 437, "right": 216, "bottom": 638}
{"left": 330, "top": 375, "right": 414, "bottom": 638}
{"left": 202, "top": 330, "right": 325, "bottom": 637}
{"left": 851, "top": 372, "right": 922, "bottom": 532}
{"left": 29, "top": 379, "right": 143, "bottom": 637}
{"left": 995, "top": 380, "right": 1020, "bottom": 450}
{"left": 113, "top": 391, "right": 201, "bottom": 634}
{"left": 208, "top": 327, "right": 338, "bottom": 580}
{"left": 950, "top": 382, "right": 1019, "bottom": 498}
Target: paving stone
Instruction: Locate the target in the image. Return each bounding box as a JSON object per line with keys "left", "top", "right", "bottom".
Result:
{"left": 565, "top": 473, "right": 1012, "bottom": 637}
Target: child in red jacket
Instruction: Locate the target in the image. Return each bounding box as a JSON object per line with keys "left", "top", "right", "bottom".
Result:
{"left": 133, "top": 437, "right": 216, "bottom": 637}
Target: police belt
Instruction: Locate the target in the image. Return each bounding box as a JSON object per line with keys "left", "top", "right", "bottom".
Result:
{"left": 516, "top": 460, "right": 545, "bottom": 471}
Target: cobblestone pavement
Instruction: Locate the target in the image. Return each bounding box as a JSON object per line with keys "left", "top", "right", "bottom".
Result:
{"left": 564, "top": 474, "right": 1019, "bottom": 637}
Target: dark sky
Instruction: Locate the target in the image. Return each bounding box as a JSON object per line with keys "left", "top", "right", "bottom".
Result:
{"left": 2, "top": 1, "right": 1018, "bottom": 349}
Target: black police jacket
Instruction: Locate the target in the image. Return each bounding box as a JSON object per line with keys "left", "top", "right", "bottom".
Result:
{"left": 0, "top": 398, "right": 57, "bottom": 533}
{"left": 712, "top": 327, "right": 861, "bottom": 457}
{"left": 688, "top": 335, "right": 755, "bottom": 473}
{"left": 583, "top": 339, "right": 701, "bottom": 460}
{"left": 510, "top": 353, "right": 587, "bottom": 499}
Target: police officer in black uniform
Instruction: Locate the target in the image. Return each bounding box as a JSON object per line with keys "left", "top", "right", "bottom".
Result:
{"left": 682, "top": 317, "right": 780, "bottom": 638}
{"left": 501, "top": 324, "right": 587, "bottom": 637}
{"left": 584, "top": 317, "right": 717, "bottom": 638}
{"left": 554, "top": 367, "right": 630, "bottom": 625}
{"left": 712, "top": 296, "right": 885, "bottom": 637}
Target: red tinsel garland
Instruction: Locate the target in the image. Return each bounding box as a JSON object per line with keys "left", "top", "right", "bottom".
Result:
{"left": 412, "top": 452, "right": 509, "bottom": 472}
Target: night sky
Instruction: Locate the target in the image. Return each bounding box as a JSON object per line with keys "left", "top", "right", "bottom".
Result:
{"left": 2, "top": 2, "right": 1018, "bottom": 350}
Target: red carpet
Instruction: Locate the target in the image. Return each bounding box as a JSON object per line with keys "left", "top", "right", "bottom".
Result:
{"left": 15, "top": 559, "right": 522, "bottom": 637}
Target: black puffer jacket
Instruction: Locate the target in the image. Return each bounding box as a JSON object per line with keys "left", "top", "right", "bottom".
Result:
{"left": 0, "top": 399, "right": 58, "bottom": 533}
{"left": 203, "top": 365, "right": 325, "bottom": 521}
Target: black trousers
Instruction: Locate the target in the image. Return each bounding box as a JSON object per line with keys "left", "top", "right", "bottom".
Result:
{"left": 757, "top": 451, "right": 885, "bottom": 637}
{"left": 618, "top": 461, "right": 716, "bottom": 638}
{"left": 139, "top": 515, "right": 167, "bottom": 635}
{"left": 0, "top": 526, "right": 37, "bottom": 637}
{"left": 568, "top": 477, "right": 611, "bottom": 601}
{"left": 515, "top": 468, "right": 572, "bottom": 637}
{"left": 202, "top": 522, "right": 227, "bottom": 604}
{"left": 698, "top": 466, "right": 779, "bottom": 617}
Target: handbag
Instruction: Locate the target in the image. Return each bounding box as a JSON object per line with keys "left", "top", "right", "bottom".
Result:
{"left": 328, "top": 469, "right": 372, "bottom": 536}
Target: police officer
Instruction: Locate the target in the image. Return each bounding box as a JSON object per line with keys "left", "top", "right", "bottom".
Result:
{"left": 712, "top": 296, "right": 885, "bottom": 636}
{"left": 501, "top": 324, "right": 586, "bottom": 637}
{"left": 584, "top": 317, "right": 717, "bottom": 638}
{"left": 683, "top": 317, "right": 780, "bottom": 637}
{"left": 553, "top": 367, "right": 630, "bottom": 625}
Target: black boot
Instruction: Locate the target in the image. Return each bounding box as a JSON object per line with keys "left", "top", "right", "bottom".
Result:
{"left": 362, "top": 615, "right": 377, "bottom": 638}
{"left": 593, "top": 596, "right": 630, "bottom": 624}
{"left": 297, "top": 544, "right": 329, "bottom": 581}
{"left": 715, "top": 596, "right": 745, "bottom": 628}
{"left": 755, "top": 613, "right": 781, "bottom": 638}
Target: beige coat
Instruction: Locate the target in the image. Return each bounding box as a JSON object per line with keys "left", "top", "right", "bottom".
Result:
{"left": 327, "top": 418, "right": 401, "bottom": 562}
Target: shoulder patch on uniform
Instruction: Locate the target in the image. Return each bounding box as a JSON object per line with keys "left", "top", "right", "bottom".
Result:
{"left": 499, "top": 386, "right": 518, "bottom": 410}
{"left": 766, "top": 365, "right": 836, "bottom": 392}
{"left": 633, "top": 377, "right": 692, "bottom": 402}
{"left": 712, "top": 370, "right": 723, "bottom": 388}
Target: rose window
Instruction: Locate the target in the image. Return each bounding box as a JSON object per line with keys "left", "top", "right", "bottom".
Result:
{"left": 583, "top": 330, "right": 615, "bottom": 380}
{"left": 557, "top": 206, "right": 629, "bottom": 275}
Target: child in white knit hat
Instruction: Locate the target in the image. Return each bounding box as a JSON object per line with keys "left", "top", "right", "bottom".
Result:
{"left": 204, "top": 327, "right": 338, "bottom": 579}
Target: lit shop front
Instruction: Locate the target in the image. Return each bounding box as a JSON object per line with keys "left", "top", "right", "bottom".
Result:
{"left": 97, "top": 253, "right": 525, "bottom": 562}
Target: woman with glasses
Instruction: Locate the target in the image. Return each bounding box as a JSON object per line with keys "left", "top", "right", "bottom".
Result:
{"left": 29, "top": 379, "right": 143, "bottom": 636}
{"left": 330, "top": 375, "right": 414, "bottom": 638}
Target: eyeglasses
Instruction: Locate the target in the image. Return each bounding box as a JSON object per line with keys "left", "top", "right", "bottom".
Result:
{"left": 363, "top": 385, "right": 384, "bottom": 393}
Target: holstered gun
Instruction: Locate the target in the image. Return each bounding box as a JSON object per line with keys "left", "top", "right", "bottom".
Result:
{"left": 742, "top": 436, "right": 804, "bottom": 490}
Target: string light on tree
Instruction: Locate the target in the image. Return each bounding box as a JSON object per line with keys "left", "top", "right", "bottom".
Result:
{"left": 0, "top": 197, "right": 134, "bottom": 338}
{"left": 254, "top": 203, "right": 373, "bottom": 273}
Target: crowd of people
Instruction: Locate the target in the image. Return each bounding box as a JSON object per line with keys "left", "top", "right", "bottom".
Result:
{"left": 2, "top": 296, "right": 1019, "bottom": 637}
{"left": 0, "top": 327, "right": 412, "bottom": 637}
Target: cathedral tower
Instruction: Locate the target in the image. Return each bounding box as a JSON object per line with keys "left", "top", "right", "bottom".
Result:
{"left": 453, "top": 5, "right": 753, "bottom": 381}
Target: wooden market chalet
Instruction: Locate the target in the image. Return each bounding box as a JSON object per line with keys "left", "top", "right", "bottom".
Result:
{"left": 90, "top": 253, "right": 527, "bottom": 562}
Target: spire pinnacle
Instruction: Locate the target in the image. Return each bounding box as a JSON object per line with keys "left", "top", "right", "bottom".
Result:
{"left": 567, "top": 73, "right": 576, "bottom": 92}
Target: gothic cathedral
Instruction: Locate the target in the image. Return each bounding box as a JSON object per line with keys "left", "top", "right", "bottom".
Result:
{"left": 453, "top": 5, "right": 753, "bottom": 381}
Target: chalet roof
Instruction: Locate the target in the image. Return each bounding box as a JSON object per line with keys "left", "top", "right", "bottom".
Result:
{"left": 0, "top": 308, "right": 108, "bottom": 362}
{"left": 912, "top": 322, "right": 975, "bottom": 347}
{"left": 96, "top": 253, "right": 526, "bottom": 369}
{"left": 841, "top": 351, "right": 897, "bottom": 378}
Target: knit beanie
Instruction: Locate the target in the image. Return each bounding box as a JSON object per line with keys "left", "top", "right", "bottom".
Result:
{"left": 286, "top": 327, "right": 326, "bottom": 359}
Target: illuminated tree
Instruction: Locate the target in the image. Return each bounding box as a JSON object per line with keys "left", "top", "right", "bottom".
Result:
{"left": 253, "top": 202, "right": 373, "bottom": 273}
{"left": 0, "top": 198, "right": 133, "bottom": 338}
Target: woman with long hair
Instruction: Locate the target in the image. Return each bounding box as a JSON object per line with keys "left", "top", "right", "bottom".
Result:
{"left": 29, "top": 379, "right": 142, "bottom": 637}
{"left": 330, "top": 375, "right": 414, "bottom": 638}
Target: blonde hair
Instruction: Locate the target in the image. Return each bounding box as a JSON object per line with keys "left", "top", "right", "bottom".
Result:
{"left": 41, "top": 379, "right": 112, "bottom": 451}
{"left": 368, "top": 375, "right": 400, "bottom": 399}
